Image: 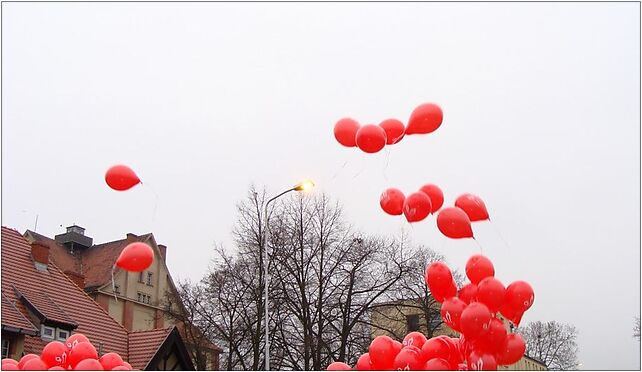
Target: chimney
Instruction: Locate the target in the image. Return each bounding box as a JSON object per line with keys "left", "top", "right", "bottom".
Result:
{"left": 31, "top": 242, "right": 49, "bottom": 271}
{"left": 158, "top": 244, "right": 167, "bottom": 262}
{"left": 64, "top": 270, "right": 86, "bottom": 289}
{"left": 126, "top": 233, "right": 138, "bottom": 243}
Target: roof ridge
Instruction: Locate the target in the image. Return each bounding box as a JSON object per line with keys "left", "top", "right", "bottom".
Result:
{"left": 1, "top": 291, "right": 38, "bottom": 332}
{"left": 138, "top": 326, "right": 176, "bottom": 370}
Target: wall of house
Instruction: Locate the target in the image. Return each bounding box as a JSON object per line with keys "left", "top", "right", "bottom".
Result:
{"left": 105, "top": 295, "right": 124, "bottom": 324}
{"left": 2, "top": 333, "right": 25, "bottom": 360}
{"left": 499, "top": 357, "right": 547, "bottom": 371}
{"left": 132, "top": 304, "right": 156, "bottom": 331}
{"left": 370, "top": 300, "right": 456, "bottom": 340}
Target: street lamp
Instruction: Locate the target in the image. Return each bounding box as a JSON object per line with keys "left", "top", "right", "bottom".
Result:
{"left": 263, "top": 179, "right": 314, "bottom": 370}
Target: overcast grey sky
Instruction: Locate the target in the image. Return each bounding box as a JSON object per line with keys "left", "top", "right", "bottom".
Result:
{"left": 2, "top": 2, "right": 640, "bottom": 369}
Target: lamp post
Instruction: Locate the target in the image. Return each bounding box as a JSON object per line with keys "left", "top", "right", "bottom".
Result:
{"left": 263, "top": 179, "right": 314, "bottom": 371}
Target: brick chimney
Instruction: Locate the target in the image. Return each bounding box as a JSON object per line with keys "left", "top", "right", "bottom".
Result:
{"left": 64, "top": 270, "right": 86, "bottom": 289}
{"left": 158, "top": 244, "right": 167, "bottom": 262}
{"left": 31, "top": 242, "right": 49, "bottom": 271}
{"left": 126, "top": 233, "right": 138, "bottom": 243}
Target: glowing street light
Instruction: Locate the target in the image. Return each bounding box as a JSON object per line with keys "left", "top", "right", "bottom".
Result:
{"left": 263, "top": 179, "right": 315, "bottom": 370}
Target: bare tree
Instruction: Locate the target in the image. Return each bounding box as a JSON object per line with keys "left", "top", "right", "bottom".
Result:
{"left": 634, "top": 316, "right": 640, "bottom": 341}
{"left": 518, "top": 320, "right": 580, "bottom": 370}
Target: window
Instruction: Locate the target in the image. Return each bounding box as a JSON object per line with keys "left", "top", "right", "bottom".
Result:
{"left": 146, "top": 272, "right": 153, "bottom": 286}
{"left": 42, "top": 325, "right": 55, "bottom": 339}
{"left": 406, "top": 314, "right": 419, "bottom": 332}
{"left": 138, "top": 272, "right": 144, "bottom": 283}
{"left": 1, "top": 339, "right": 10, "bottom": 358}
{"left": 57, "top": 329, "right": 69, "bottom": 341}
{"left": 137, "top": 292, "right": 151, "bottom": 304}
{"left": 114, "top": 285, "right": 120, "bottom": 294}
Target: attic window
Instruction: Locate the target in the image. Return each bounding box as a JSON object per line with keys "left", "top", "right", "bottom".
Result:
{"left": 42, "top": 325, "right": 55, "bottom": 339}
{"left": 57, "top": 329, "right": 69, "bottom": 341}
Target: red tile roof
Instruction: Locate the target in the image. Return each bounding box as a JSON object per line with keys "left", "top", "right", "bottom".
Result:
{"left": 12, "top": 286, "right": 78, "bottom": 328}
{"left": 1, "top": 227, "right": 129, "bottom": 357}
{"left": 127, "top": 327, "right": 173, "bottom": 370}
{"left": 1, "top": 292, "right": 38, "bottom": 335}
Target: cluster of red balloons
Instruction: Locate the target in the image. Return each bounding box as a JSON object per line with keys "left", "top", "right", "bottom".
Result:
{"left": 116, "top": 242, "right": 154, "bottom": 272}
{"left": 1, "top": 334, "right": 134, "bottom": 371}
{"left": 105, "top": 165, "right": 141, "bottom": 191}
{"left": 380, "top": 184, "right": 444, "bottom": 223}
{"left": 326, "top": 255, "right": 534, "bottom": 371}
{"left": 333, "top": 103, "right": 443, "bottom": 154}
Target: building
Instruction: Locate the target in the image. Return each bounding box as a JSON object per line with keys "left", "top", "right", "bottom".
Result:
{"left": 370, "top": 298, "right": 547, "bottom": 370}
{"left": 24, "top": 225, "right": 222, "bottom": 369}
{"left": 1, "top": 226, "right": 195, "bottom": 370}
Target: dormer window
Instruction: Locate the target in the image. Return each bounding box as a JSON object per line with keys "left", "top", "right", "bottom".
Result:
{"left": 42, "top": 325, "right": 55, "bottom": 339}
{"left": 57, "top": 329, "right": 69, "bottom": 341}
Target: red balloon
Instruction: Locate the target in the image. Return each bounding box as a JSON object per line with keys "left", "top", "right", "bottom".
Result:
{"left": 393, "top": 346, "right": 423, "bottom": 370}
{"left": 475, "top": 317, "right": 507, "bottom": 354}
{"left": 465, "top": 255, "right": 495, "bottom": 285}
{"left": 406, "top": 103, "right": 443, "bottom": 135}
{"left": 379, "top": 119, "right": 405, "bottom": 144}
{"left": 116, "top": 242, "right": 154, "bottom": 272}
{"left": 458, "top": 283, "right": 478, "bottom": 305}
{"left": 41, "top": 341, "right": 68, "bottom": 368}
{"left": 105, "top": 165, "right": 141, "bottom": 191}
{"left": 48, "top": 368, "right": 66, "bottom": 371}
{"left": 380, "top": 188, "right": 405, "bottom": 216}
{"left": 425, "top": 262, "right": 456, "bottom": 303}
{"left": 23, "top": 359, "right": 48, "bottom": 370}
{"left": 477, "top": 277, "right": 505, "bottom": 313}
{"left": 111, "top": 367, "right": 130, "bottom": 371}
{"left": 418, "top": 184, "right": 444, "bottom": 213}
{"left": 65, "top": 334, "right": 90, "bottom": 352}
{"left": 334, "top": 118, "right": 360, "bottom": 147}
{"left": 403, "top": 192, "right": 432, "bottom": 223}
{"left": 420, "top": 337, "right": 451, "bottom": 363}
{"left": 467, "top": 350, "right": 497, "bottom": 371}
{"left": 460, "top": 302, "right": 492, "bottom": 340}
{"left": 355, "top": 353, "right": 371, "bottom": 370}
{"left": 2, "top": 359, "right": 18, "bottom": 366}
{"left": 122, "top": 362, "right": 132, "bottom": 370}
{"left": 355, "top": 124, "right": 387, "bottom": 153}
{"left": 99, "top": 353, "right": 124, "bottom": 370}
{"left": 436, "top": 207, "right": 473, "bottom": 239}
{"left": 18, "top": 354, "right": 39, "bottom": 370}
{"left": 68, "top": 342, "right": 98, "bottom": 369}
{"left": 495, "top": 333, "right": 526, "bottom": 366}
{"left": 457, "top": 363, "right": 469, "bottom": 370}
{"left": 403, "top": 331, "right": 427, "bottom": 349}
{"left": 440, "top": 297, "right": 467, "bottom": 332}
{"left": 455, "top": 194, "right": 489, "bottom": 222}
{"left": 498, "top": 303, "right": 524, "bottom": 328}
{"left": 504, "top": 281, "right": 535, "bottom": 313}
{"left": 2, "top": 362, "right": 19, "bottom": 371}
{"left": 424, "top": 358, "right": 451, "bottom": 370}
{"left": 74, "top": 359, "right": 103, "bottom": 371}
{"left": 368, "top": 336, "right": 396, "bottom": 370}
{"left": 327, "top": 362, "right": 352, "bottom": 371}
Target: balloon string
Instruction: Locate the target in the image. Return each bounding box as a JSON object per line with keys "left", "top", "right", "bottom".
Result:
{"left": 353, "top": 155, "right": 366, "bottom": 179}
{"left": 111, "top": 265, "right": 118, "bottom": 303}
{"left": 472, "top": 236, "right": 483, "bottom": 255}
{"left": 382, "top": 147, "right": 391, "bottom": 182}
{"left": 331, "top": 160, "right": 349, "bottom": 181}
{"left": 489, "top": 219, "right": 512, "bottom": 252}
{"left": 142, "top": 181, "right": 160, "bottom": 225}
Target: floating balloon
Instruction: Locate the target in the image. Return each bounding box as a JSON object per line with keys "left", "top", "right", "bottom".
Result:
{"left": 421, "top": 338, "right": 451, "bottom": 364}
{"left": 48, "top": 367, "right": 67, "bottom": 371}
{"left": 466, "top": 350, "right": 497, "bottom": 371}
{"left": 67, "top": 339, "right": 98, "bottom": 369}
{"left": 475, "top": 317, "right": 507, "bottom": 354}
{"left": 355, "top": 353, "right": 372, "bottom": 371}
{"left": 23, "top": 358, "right": 48, "bottom": 370}
{"left": 105, "top": 165, "right": 141, "bottom": 191}
{"left": 459, "top": 302, "right": 492, "bottom": 340}
{"left": 327, "top": 362, "right": 352, "bottom": 371}
{"left": 504, "top": 281, "right": 535, "bottom": 313}
{"left": 41, "top": 341, "right": 68, "bottom": 368}
{"left": 116, "top": 242, "right": 154, "bottom": 272}
{"left": 99, "top": 353, "right": 124, "bottom": 370}
{"left": 74, "top": 359, "right": 103, "bottom": 371}
{"left": 425, "top": 262, "right": 456, "bottom": 302}
{"left": 355, "top": 124, "right": 387, "bottom": 153}
{"left": 455, "top": 194, "right": 489, "bottom": 222}
{"left": 334, "top": 118, "right": 360, "bottom": 147}
{"left": 476, "top": 277, "right": 505, "bottom": 313}
{"left": 465, "top": 255, "right": 494, "bottom": 285}
{"left": 441, "top": 297, "right": 467, "bottom": 332}
{"left": 424, "top": 358, "right": 451, "bottom": 370}
{"left": 495, "top": 333, "right": 526, "bottom": 366}
{"left": 369, "top": 336, "right": 396, "bottom": 370}
{"left": 498, "top": 303, "right": 524, "bottom": 328}
{"left": 437, "top": 207, "right": 473, "bottom": 239}
{"left": 419, "top": 184, "right": 444, "bottom": 213}
{"left": 380, "top": 188, "right": 405, "bottom": 216}
{"left": 403, "top": 331, "right": 428, "bottom": 349}
{"left": 393, "top": 346, "right": 423, "bottom": 371}
{"left": 1, "top": 362, "right": 19, "bottom": 371}
{"left": 65, "top": 333, "right": 90, "bottom": 352}
{"left": 458, "top": 283, "right": 478, "bottom": 305}
{"left": 18, "top": 354, "right": 39, "bottom": 370}
{"left": 403, "top": 192, "right": 432, "bottom": 223}
{"left": 406, "top": 103, "right": 443, "bottom": 135}
{"left": 379, "top": 119, "right": 405, "bottom": 144}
